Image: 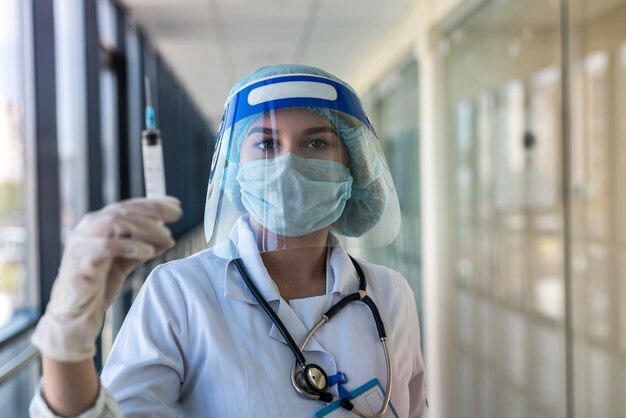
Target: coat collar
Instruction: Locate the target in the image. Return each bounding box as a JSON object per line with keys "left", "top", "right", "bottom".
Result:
{"left": 219, "top": 217, "right": 361, "bottom": 355}
{"left": 222, "top": 217, "right": 360, "bottom": 305}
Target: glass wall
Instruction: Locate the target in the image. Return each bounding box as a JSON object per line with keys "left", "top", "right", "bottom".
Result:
{"left": 569, "top": 0, "right": 626, "bottom": 416}
{"left": 0, "top": 0, "right": 214, "bottom": 413}
{"left": 0, "top": 0, "right": 35, "bottom": 334}
{"left": 98, "top": 0, "right": 120, "bottom": 205}
{"left": 0, "top": 1, "right": 38, "bottom": 417}
{"left": 55, "top": 0, "right": 88, "bottom": 238}
{"left": 443, "top": 0, "right": 626, "bottom": 417}
{"left": 361, "top": 58, "right": 422, "bottom": 312}
{"left": 443, "top": 0, "right": 566, "bottom": 417}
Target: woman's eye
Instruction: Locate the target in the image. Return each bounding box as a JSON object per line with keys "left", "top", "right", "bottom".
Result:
{"left": 255, "top": 138, "right": 279, "bottom": 151}
{"left": 306, "top": 139, "right": 327, "bottom": 150}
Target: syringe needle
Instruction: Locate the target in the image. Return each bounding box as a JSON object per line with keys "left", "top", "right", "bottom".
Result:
{"left": 144, "top": 76, "right": 152, "bottom": 107}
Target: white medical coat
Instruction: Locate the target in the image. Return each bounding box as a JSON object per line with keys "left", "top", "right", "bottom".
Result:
{"left": 30, "top": 219, "right": 427, "bottom": 417}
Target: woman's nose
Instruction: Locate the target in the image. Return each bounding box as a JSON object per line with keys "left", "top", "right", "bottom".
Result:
{"left": 278, "top": 137, "right": 304, "bottom": 157}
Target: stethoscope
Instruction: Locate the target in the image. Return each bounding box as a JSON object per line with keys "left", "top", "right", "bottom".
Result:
{"left": 233, "top": 254, "right": 393, "bottom": 418}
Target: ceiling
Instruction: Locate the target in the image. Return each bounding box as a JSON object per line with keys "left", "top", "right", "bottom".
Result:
{"left": 119, "top": 0, "right": 414, "bottom": 124}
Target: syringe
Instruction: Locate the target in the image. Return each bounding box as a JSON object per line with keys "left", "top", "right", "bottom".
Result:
{"left": 142, "top": 77, "right": 166, "bottom": 198}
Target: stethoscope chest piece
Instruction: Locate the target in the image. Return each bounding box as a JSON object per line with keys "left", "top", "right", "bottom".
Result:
{"left": 297, "top": 364, "right": 328, "bottom": 393}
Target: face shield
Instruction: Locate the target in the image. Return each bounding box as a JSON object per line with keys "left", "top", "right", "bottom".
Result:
{"left": 205, "top": 71, "right": 401, "bottom": 258}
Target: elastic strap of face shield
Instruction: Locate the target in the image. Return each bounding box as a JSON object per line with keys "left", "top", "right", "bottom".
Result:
{"left": 222, "top": 74, "right": 376, "bottom": 136}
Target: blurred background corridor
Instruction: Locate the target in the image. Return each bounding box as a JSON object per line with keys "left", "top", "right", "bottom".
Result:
{"left": 2, "top": 0, "right": 626, "bottom": 417}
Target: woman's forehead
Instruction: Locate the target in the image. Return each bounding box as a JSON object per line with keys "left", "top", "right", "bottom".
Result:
{"left": 249, "top": 108, "right": 333, "bottom": 130}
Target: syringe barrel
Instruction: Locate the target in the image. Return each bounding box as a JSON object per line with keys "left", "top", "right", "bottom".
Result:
{"left": 141, "top": 128, "right": 166, "bottom": 198}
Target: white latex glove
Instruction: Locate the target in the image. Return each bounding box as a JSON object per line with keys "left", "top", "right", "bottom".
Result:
{"left": 31, "top": 196, "right": 183, "bottom": 362}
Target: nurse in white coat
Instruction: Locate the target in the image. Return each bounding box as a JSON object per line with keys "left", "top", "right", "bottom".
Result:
{"left": 30, "top": 64, "right": 427, "bottom": 418}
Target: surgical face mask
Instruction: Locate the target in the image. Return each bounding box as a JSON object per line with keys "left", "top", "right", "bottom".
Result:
{"left": 237, "top": 153, "right": 353, "bottom": 237}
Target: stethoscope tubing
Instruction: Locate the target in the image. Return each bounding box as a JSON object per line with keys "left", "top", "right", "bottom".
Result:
{"left": 232, "top": 254, "right": 392, "bottom": 418}
{"left": 290, "top": 318, "right": 393, "bottom": 418}
{"left": 232, "top": 256, "right": 309, "bottom": 367}
{"left": 345, "top": 339, "right": 392, "bottom": 418}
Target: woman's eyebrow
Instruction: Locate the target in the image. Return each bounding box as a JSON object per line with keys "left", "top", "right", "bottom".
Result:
{"left": 247, "top": 127, "right": 278, "bottom": 136}
{"left": 303, "top": 126, "right": 337, "bottom": 135}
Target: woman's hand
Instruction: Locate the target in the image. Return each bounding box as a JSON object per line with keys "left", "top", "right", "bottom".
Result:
{"left": 31, "top": 196, "right": 183, "bottom": 362}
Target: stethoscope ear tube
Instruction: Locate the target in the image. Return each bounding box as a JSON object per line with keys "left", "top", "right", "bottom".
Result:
{"left": 324, "top": 293, "right": 360, "bottom": 319}
{"left": 361, "top": 295, "right": 387, "bottom": 339}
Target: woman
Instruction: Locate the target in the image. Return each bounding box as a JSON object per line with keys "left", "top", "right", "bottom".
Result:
{"left": 30, "top": 65, "right": 427, "bottom": 418}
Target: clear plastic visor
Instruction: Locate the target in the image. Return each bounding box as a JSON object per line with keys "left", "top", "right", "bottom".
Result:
{"left": 204, "top": 76, "right": 400, "bottom": 258}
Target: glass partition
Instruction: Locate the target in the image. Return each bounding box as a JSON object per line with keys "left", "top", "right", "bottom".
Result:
{"left": 568, "top": 0, "right": 626, "bottom": 416}
{"left": 361, "top": 59, "right": 423, "bottom": 313}
{"left": 444, "top": 0, "right": 626, "bottom": 416}
{"left": 443, "top": 0, "right": 566, "bottom": 416}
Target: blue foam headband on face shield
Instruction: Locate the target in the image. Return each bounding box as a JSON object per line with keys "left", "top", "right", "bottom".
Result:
{"left": 220, "top": 74, "right": 376, "bottom": 135}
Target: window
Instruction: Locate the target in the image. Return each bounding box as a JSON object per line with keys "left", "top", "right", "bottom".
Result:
{"left": 0, "top": 0, "right": 40, "bottom": 416}
{"left": 55, "top": 0, "right": 88, "bottom": 238}
{"left": 0, "top": 0, "right": 35, "bottom": 333}
{"left": 98, "top": 0, "right": 120, "bottom": 204}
